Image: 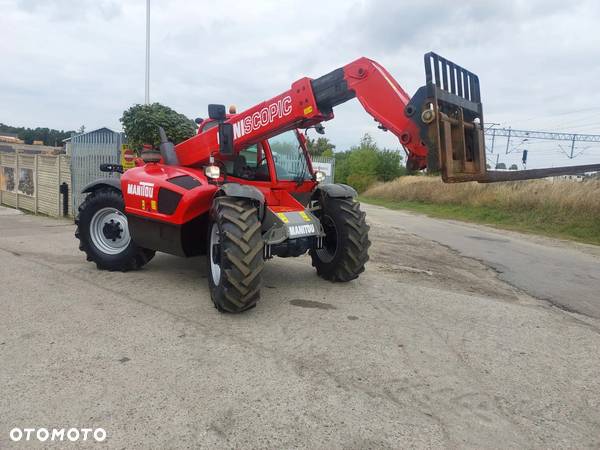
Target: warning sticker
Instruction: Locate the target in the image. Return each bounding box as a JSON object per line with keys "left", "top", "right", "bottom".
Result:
{"left": 299, "top": 211, "right": 312, "bottom": 222}
{"left": 121, "top": 144, "right": 136, "bottom": 171}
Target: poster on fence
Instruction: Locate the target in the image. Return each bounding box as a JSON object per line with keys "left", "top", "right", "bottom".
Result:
{"left": 1, "top": 167, "right": 15, "bottom": 192}
{"left": 312, "top": 161, "right": 332, "bottom": 176}
{"left": 18, "top": 168, "right": 35, "bottom": 196}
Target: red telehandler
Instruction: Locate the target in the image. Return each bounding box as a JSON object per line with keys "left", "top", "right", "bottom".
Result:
{"left": 75, "top": 52, "right": 600, "bottom": 313}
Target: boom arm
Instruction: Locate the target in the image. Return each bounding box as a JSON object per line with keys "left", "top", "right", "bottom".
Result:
{"left": 176, "top": 53, "right": 600, "bottom": 181}
{"left": 175, "top": 57, "right": 430, "bottom": 169}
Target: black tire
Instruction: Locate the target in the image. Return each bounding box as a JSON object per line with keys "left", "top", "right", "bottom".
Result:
{"left": 75, "top": 188, "right": 155, "bottom": 271}
{"left": 310, "top": 196, "right": 370, "bottom": 282}
{"left": 207, "top": 197, "right": 264, "bottom": 313}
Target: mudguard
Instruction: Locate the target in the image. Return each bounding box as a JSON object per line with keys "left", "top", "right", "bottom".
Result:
{"left": 315, "top": 183, "right": 357, "bottom": 199}
{"left": 81, "top": 178, "right": 121, "bottom": 194}
{"left": 217, "top": 183, "right": 265, "bottom": 217}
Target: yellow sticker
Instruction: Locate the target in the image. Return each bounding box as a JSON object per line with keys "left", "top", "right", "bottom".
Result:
{"left": 303, "top": 105, "right": 313, "bottom": 115}
{"left": 151, "top": 200, "right": 157, "bottom": 211}
{"left": 299, "top": 211, "right": 311, "bottom": 222}
{"left": 276, "top": 212, "right": 289, "bottom": 223}
{"left": 121, "top": 144, "right": 136, "bottom": 171}
{"left": 141, "top": 199, "right": 146, "bottom": 210}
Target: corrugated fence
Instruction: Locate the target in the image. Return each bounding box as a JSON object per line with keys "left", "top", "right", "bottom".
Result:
{"left": 70, "top": 130, "right": 123, "bottom": 212}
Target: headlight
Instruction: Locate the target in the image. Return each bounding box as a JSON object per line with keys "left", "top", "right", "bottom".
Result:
{"left": 315, "top": 170, "right": 326, "bottom": 182}
{"left": 204, "top": 165, "right": 220, "bottom": 179}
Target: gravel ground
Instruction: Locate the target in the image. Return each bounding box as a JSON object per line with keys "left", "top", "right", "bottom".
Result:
{"left": 1, "top": 205, "right": 599, "bottom": 448}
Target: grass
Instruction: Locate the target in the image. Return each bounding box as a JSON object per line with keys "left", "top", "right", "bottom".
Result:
{"left": 361, "top": 176, "right": 600, "bottom": 245}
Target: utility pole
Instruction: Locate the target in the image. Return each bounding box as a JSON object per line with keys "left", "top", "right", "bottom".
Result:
{"left": 569, "top": 135, "right": 576, "bottom": 159}
{"left": 145, "top": 0, "right": 150, "bottom": 105}
{"left": 484, "top": 123, "right": 499, "bottom": 154}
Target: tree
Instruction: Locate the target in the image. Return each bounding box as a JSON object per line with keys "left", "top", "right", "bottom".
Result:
{"left": 0, "top": 123, "right": 74, "bottom": 146}
{"left": 495, "top": 162, "right": 507, "bottom": 170}
{"left": 120, "top": 103, "right": 196, "bottom": 151}
{"left": 333, "top": 151, "right": 351, "bottom": 184}
{"left": 376, "top": 149, "right": 405, "bottom": 182}
{"left": 307, "top": 137, "right": 335, "bottom": 157}
{"left": 509, "top": 164, "right": 518, "bottom": 170}
{"left": 321, "top": 148, "right": 334, "bottom": 158}
{"left": 345, "top": 134, "right": 379, "bottom": 192}
{"left": 78, "top": 125, "right": 86, "bottom": 134}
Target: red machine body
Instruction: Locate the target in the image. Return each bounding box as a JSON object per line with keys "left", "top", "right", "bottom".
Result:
{"left": 116, "top": 56, "right": 463, "bottom": 256}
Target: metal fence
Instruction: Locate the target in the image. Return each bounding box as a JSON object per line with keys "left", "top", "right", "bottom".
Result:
{"left": 70, "top": 130, "right": 123, "bottom": 212}
{"left": 276, "top": 154, "right": 335, "bottom": 184}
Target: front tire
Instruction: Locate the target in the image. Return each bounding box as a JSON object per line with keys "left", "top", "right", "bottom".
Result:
{"left": 75, "top": 188, "right": 155, "bottom": 271}
{"left": 310, "top": 196, "right": 370, "bottom": 281}
{"left": 207, "top": 197, "right": 264, "bottom": 313}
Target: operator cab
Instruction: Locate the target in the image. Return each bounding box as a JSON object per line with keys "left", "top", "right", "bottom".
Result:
{"left": 221, "top": 130, "right": 312, "bottom": 183}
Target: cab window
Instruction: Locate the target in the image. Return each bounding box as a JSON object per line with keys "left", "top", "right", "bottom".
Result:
{"left": 225, "top": 143, "right": 270, "bottom": 181}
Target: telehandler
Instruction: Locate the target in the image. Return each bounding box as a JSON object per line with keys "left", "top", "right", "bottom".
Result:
{"left": 76, "top": 52, "right": 600, "bottom": 312}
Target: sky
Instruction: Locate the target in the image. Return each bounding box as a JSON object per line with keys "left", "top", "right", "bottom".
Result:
{"left": 1, "top": 0, "right": 600, "bottom": 169}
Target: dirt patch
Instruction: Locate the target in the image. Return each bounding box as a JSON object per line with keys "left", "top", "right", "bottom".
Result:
{"left": 368, "top": 224, "right": 519, "bottom": 301}
{"left": 289, "top": 299, "right": 337, "bottom": 310}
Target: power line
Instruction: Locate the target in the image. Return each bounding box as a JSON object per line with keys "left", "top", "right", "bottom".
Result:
{"left": 483, "top": 127, "right": 600, "bottom": 162}
{"left": 484, "top": 127, "right": 600, "bottom": 143}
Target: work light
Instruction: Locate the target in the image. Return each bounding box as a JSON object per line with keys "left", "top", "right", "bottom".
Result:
{"left": 205, "top": 165, "right": 221, "bottom": 179}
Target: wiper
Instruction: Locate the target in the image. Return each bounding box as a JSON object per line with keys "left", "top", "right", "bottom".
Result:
{"left": 294, "top": 145, "right": 308, "bottom": 185}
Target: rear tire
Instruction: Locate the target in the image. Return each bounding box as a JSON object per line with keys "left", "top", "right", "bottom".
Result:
{"left": 310, "top": 196, "right": 370, "bottom": 281}
{"left": 75, "top": 188, "right": 155, "bottom": 271}
{"left": 207, "top": 197, "right": 264, "bottom": 313}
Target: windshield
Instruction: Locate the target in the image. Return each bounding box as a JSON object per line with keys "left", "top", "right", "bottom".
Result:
{"left": 268, "top": 130, "right": 311, "bottom": 182}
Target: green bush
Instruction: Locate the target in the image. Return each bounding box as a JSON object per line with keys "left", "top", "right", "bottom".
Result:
{"left": 333, "top": 133, "right": 405, "bottom": 190}
{"left": 347, "top": 173, "right": 377, "bottom": 193}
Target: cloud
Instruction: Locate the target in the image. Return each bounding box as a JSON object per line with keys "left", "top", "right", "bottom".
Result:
{"left": 16, "top": 0, "right": 123, "bottom": 21}
{"left": 1, "top": 0, "right": 599, "bottom": 168}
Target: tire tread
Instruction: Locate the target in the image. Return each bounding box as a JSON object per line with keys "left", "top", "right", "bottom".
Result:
{"left": 310, "top": 197, "right": 370, "bottom": 282}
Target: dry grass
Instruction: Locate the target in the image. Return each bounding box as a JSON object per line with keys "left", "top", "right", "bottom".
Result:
{"left": 362, "top": 176, "right": 600, "bottom": 244}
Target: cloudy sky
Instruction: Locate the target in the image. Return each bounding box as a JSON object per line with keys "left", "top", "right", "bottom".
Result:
{"left": 2, "top": 0, "right": 600, "bottom": 168}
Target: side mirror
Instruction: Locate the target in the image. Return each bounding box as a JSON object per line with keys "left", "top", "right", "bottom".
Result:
{"left": 208, "top": 104, "right": 226, "bottom": 121}
{"left": 218, "top": 122, "right": 234, "bottom": 155}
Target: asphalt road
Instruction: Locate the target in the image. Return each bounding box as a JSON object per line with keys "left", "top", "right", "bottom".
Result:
{"left": 1, "top": 205, "right": 599, "bottom": 448}
{"left": 364, "top": 203, "right": 600, "bottom": 319}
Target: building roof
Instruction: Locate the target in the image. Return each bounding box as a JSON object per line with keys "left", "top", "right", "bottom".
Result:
{"left": 62, "top": 127, "right": 117, "bottom": 142}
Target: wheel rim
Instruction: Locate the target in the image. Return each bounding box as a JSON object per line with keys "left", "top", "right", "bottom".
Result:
{"left": 209, "top": 222, "right": 221, "bottom": 284}
{"left": 316, "top": 215, "right": 338, "bottom": 263}
{"left": 89, "top": 207, "right": 131, "bottom": 255}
